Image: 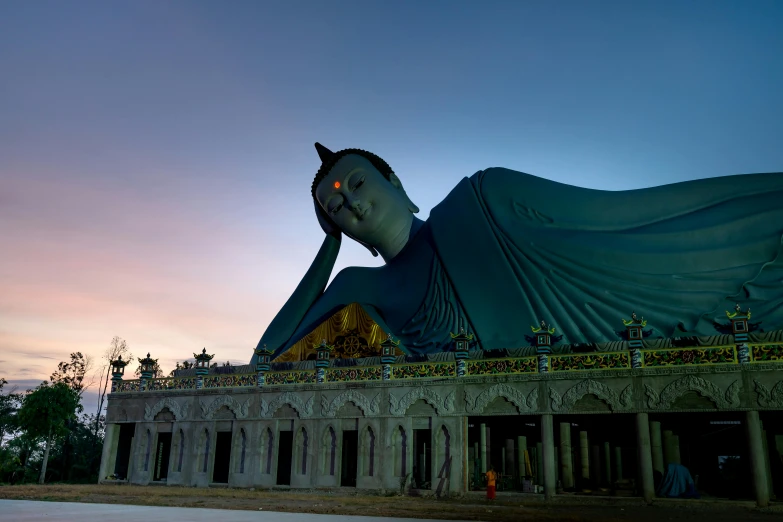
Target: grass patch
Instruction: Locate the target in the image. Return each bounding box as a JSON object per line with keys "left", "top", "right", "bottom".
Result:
{"left": 0, "top": 484, "right": 774, "bottom": 522}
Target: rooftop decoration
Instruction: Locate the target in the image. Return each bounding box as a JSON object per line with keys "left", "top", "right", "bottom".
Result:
{"left": 138, "top": 353, "right": 157, "bottom": 380}
{"left": 194, "top": 348, "right": 215, "bottom": 376}
{"left": 526, "top": 320, "right": 563, "bottom": 354}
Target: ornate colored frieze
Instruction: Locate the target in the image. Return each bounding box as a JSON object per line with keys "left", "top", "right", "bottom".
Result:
{"left": 146, "top": 377, "right": 197, "bottom": 391}
{"left": 203, "top": 373, "right": 257, "bottom": 389}
{"left": 264, "top": 370, "right": 317, "bottom": 386}
{"left": 392, "top": 362, "right": 455, "bottom": 379}
{"left": 550, "top": 352, "right": 630, "bottom": 372}
{"left": 641, "top": 345, "right": 736, "bottom": 367}
{"left": 116, "top": 380, "right": 140, "bottom": 392}
{"left": 325, "top": 366, "right": 382, "bottom": 383}
{"left": 467, "top": 357, "right": 538, "bottom": 376}
{"left": 749, "top": 344, "right": 783, "bottom": 363}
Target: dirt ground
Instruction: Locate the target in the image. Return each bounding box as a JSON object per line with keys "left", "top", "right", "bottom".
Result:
{"left": 0, "top": 484, "right": 779, "bottom": 522}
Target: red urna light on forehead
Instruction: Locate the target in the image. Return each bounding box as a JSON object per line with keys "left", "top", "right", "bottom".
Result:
{"left": 334, "top": 181, "right": 341, "bottom": 189}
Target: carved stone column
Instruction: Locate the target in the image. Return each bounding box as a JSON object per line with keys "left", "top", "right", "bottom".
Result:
{"left": 517, "top": 436, "right": 527, "bottom": 482}
{"left": 541, "top": 414, "right": 556, "bottom": 499}
{"left": 579, "top": 431, "right": 589, "bottom": 483}
{"left": 650, "top": 421, "right": 664, "bottom": 475}
{"left": 636, "top": 413, "right": 655, "bottom": 504}
{"left": 559, "top": 422, "right": 574, "bottom": 489}
{"left": 746, "top": 410, "right": 770, "bottom": 507}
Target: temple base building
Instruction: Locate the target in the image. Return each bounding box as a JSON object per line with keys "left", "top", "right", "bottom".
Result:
{"left": 100, "top": 305, "right": 783, "bottom": 507}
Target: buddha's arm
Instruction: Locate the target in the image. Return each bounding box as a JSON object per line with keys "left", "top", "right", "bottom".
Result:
{"left": 254, "top": 234, "right": 341, "bottom": 353}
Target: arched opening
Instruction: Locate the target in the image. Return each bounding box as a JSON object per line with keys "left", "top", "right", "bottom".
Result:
{"left": 360, "top": 426, "right": 376, "bottom": 477}
{"left": 177, "top": 429, "right": 185, "bottom": 472}
{"left": 322, "top": 426, "right": 337, "bottom": 476}
{"left": 392, "top": 425, "right": 408, "bottom": 478}
{"left": 260, "top": 427, "right": 274, "bottom": 474}
{"left": 143, "top": 429, "right": 151, "bottom": 472}
{"left": 435, "top": 425, "right": 451, "bottom": 496}
{"left": 239, "top": 429, "right": 247, "bottom": 474}
{"left": 201, "top": 429, "right": 210, "bottom": 473}
{"left": 295, "top": 427, "right": 309, "bottom": 475}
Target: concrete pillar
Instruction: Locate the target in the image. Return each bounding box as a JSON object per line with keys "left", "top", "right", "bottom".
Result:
{"left": 99, "top": 423, "right": 120, "bottom": 480}
{"left": 505, "top": 439, "right": 515, "bottom": 479}
{"left": 636, "top": 413, "right": 655, "bottom": 504}
{"left": 761, "top": 425, "right": 774, "bottom": 500}
{"left": 535, "top": 442, "right": 544, "bottom": 485}
{"left": 479, "top": 424, "right": 487, "bottom": 473}
{"left": 671, "top": 435, "right": 681, "bottom": 465}
{"left": 501, "top": 447, "right": 506, "bottom": 474}
{"left": 650, "top": 421, "right": 664, "bottom": 475}
{"left": 579, "top": 431, "right": 589, "bottom": 482}
{"left": 591, "top": 445, "right": 601, "bottom": 487}
{"left": 746, "top": 411, "right": 770, "bottom": 507}
{"left": 603, "top": 441, "right": 611, "bottom": 484}
{"left": 614, "top": 446, "right": 623, "bottom": 481}
{"left": 541, "top": 414, "right": 556, "bottom": 499}
{"left": 559, "top": 422, "right": 574, "bottom": 489}
{"left": 663, "top": 430, "right": 674, "bottom": 465}
{"left": 485, "top": 427, "right": 491, "bottom": 470}
{"left": 517, "top": 436, "right": 527, "bottom": 480}
{"left": 467, "top": 445, "right": 475, "bottom": 486}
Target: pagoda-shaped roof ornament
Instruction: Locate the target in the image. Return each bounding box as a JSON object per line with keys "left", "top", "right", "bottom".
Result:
{"left": 622, "top": 311, "right": 648, "bottom": 327}
{"left": 726, "top": 303, "right": 751, "bottom": 320}
{"left": 531, "top": 320, "right": 556, "bottom": 335}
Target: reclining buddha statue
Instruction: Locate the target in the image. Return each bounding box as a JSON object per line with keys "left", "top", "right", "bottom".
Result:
{"left": 251, "top": 143, "right": 783, "bottom": 361}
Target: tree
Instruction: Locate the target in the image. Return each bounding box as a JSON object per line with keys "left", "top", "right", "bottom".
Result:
{"left": 17, "top": 381, "right": 79, "bottom": 484}
{"left": 94, "top": 337, "right": 132, "bottom": 440}
{"left": 50, "top": 352, "right": 93, "bottom": 400}
{"left": 168, "top": 360, "right": 194, "bottom": 376}
{"left": 0, "top": 378, "right": 22, "bottom": 450}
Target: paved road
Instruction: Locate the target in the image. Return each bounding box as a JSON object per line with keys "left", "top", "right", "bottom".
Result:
{"left": 0, "top": 500, "right": 466, "bottom": 522}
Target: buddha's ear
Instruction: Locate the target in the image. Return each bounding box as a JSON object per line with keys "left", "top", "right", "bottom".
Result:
{"left": 389, "top": 172, "right": 420, "bottom": 214}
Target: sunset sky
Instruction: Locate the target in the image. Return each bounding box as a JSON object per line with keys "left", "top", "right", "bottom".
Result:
{"left": 2, "top": 1, "right": 782, "bottom": 413}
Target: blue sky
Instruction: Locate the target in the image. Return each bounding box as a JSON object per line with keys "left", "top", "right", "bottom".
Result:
{"left": 1, "top": 0, "right": 782, "bottom": 412}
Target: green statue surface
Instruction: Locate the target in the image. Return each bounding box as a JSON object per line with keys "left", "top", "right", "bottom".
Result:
{"left": 252, "top": 143, "right": 783, "bottom": 361}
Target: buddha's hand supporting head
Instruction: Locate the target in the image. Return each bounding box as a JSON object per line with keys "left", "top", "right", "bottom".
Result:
{"left": 312, "top": 144, "right": 419, "bottom": 259}
{"left": 314, "top": 199, "right": 342, "bottom": 240}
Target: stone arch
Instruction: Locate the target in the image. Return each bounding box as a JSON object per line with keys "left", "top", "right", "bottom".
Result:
{"left": 322, "top": 390, "right": 380, "bottom": 417}
{"left": 645, "top": 375, "right": 740, "bottom": 409}
{"left": 144, "top": 397, "right": 188, "bottom": 421}
{"left": 550, "top": 379, "right": 625, "bottom": 412}
{"left": 262, "top": 392, "right": 314, "bottom": 419}
{"left": 390, "top": 387, "right": 454, "bottom": 416}
{"left": 153, "top": 407, "right": 175, "bottom": 422}
{"left": 200, "top": 395, "right": 249, "bottom": 420}
{"left": 464, "top": 383, "right": 531, "bottom": 414}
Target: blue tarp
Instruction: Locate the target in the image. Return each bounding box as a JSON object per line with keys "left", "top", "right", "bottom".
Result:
{"left": 657, "top": 463, "right": 700, "bottom": 498}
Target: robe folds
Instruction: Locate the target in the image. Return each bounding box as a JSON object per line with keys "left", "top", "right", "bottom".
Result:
{"left": 254, "top": 168, "right": 783, "bottom": 361}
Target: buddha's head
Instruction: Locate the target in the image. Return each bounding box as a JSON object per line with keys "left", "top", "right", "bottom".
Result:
{"left": 312, "top": 143, "right": 419, "bottom": 257}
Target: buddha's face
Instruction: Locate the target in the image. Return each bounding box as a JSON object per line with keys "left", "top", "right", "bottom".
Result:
{"left": 315, "top": 154, "right": 414, "bottom": 247}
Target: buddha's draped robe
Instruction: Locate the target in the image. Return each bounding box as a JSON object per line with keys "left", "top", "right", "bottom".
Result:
{"left": 253, "top": 168, "right": 783, "bottom": 362}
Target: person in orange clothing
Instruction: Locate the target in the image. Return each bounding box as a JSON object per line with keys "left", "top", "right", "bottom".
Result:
{"left": 486, "top": 465, "right": 497, "bottom": 500}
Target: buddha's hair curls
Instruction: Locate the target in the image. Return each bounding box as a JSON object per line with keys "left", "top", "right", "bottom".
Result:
{"left": 311, "top": 148, "right": 394, "bottom": 199}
